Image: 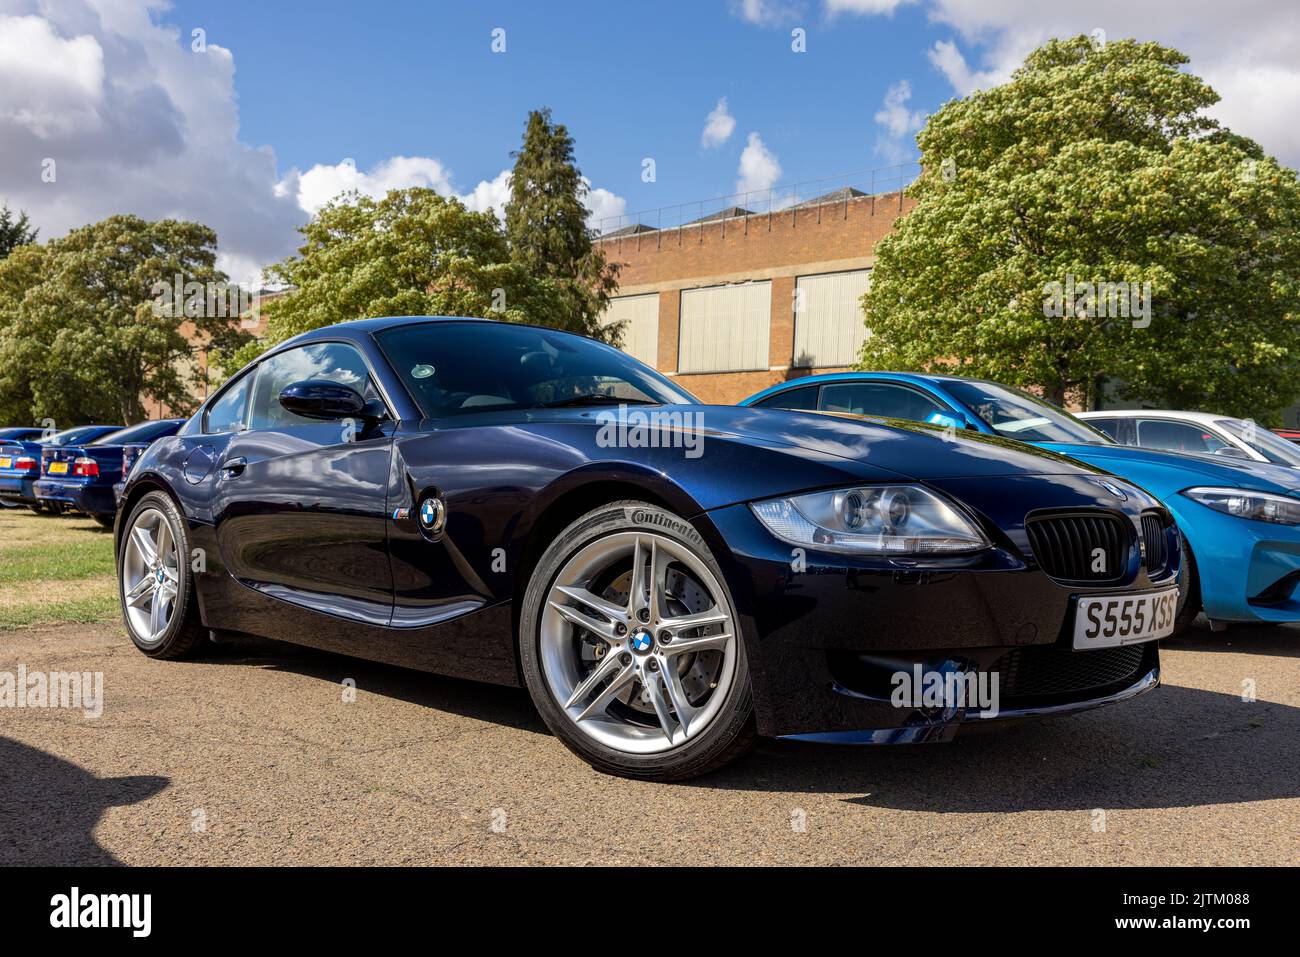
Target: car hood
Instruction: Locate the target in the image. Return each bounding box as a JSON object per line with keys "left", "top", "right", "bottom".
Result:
{"left": 1038, "top": 441, "right": 1300, "bottom": 494}
{"left": 688, "top": 406, "right": 1110, "bottom": 479}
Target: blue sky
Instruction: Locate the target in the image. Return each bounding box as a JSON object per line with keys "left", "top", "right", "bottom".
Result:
{"left": 1, "top": 0, "right": 1295, "bottom": 283}
{"left": 166, "top": 0, "right": 945, "bottom": 214}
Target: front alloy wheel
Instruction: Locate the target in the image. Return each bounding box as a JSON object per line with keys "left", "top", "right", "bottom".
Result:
{"left": 520, "top": 501, "right": 754, "bottom": 780}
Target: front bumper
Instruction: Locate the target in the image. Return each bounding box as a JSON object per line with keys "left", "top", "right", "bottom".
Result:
{"left": 698, "top": 474, "right": 1173, "bottom": 740}
{"left": 33, "top": 479, "right": 116, "bottom": 516}
{"left": 1172, "top": 498, "right": 1300, "bottom": 623}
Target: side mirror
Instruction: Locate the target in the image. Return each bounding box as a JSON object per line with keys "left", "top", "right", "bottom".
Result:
{"left": 279, "top": 380, "right": 368, "bottom": 421}
{"left": 1213, "top": 446, "right": 1251, "bottom": 459}
{"left": 926, "top": 411, "right": 968, "bottom": 431}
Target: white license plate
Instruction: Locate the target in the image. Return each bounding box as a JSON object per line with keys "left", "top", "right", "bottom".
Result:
{"left": 1074, "top": 587, "right": 1179, "bottom": 650}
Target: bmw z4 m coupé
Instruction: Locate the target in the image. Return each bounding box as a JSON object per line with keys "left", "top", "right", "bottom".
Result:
{"left": 115, "top": 317, "right": 1179, "bottom": 780}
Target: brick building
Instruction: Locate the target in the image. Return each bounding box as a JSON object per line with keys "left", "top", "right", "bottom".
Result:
{"left": 595, "top": 178, "right": 916, "bottom": 404}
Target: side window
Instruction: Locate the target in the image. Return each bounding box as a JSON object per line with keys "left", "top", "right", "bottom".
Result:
{"left": 753, "top": 385, "right": 819, "bottom": 410}
{"left": 1085, "top": 417, "right": 1125, "bottom": 442}
{"left": 204, "top": 372, "right": 253, "bottom": 435}
{"left": 818, "top": 382, "right": 945, "bottom": 423}
{"left": 248, "top": 342, "right": 382, "bottom": 431}
{"left": 1135, "top": 419, "right": 1228, "bottom": 454}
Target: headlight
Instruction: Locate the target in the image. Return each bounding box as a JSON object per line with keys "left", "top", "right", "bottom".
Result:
{"left": 1183, "top": 487, "right": 1300, "bottom": 525}
{"left": 751, "top": 485, "right": 989, "bottom": 555}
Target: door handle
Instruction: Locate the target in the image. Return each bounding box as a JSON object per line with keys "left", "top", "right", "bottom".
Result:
{"left": 220, "top": 456, "right": 247, "bottom": 477}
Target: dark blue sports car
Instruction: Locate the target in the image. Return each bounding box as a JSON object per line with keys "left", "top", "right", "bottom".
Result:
{"left": 0, "top": 425, "right": 123, "bottom": 513}
{"left": 115, "top": 317, "right": 1179, "bottom": 780}
{"left": 34, "top": 419, "right": 185, "bottom": 526}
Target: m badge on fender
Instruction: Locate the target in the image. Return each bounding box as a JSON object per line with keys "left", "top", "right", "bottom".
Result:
{"left": 391, "top": 506, "right": 411, "bottom": 521}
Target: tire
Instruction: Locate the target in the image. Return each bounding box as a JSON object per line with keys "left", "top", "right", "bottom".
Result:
{"left": 1172, "top": 530, "right": 1200, "bottom": 637}
{"left": 0, "top": 498, "right": 18, "bottom": 510}
{"left": 519, "top": 501, "right": 756, "bottom": 781}
{"left": 117, "top": 490, "right": 207, "bottom": 659}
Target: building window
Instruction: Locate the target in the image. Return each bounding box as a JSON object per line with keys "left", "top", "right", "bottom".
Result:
{"left": 793, "top": 269, "right": 871, "bottom": 368}
{"left": 678, "top": 281, "right": 771, "bottom": 374}
{"left": 602, "top": 293, "right": 659, "bottom": 367}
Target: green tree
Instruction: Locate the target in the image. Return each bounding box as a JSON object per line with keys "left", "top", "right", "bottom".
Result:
{"left": 0, "top": 205, "right": 38, "bottom": 259}
{"left": 505, "top": 108, "right": 620, "bottom": 342}
{"left": 0, "top": 215, "right": 251, "bottom": 425}
{"left": 226, "top": 187, "right": 573, "bottom": 373}
{"left": 860, "top": 36, "right": 1300, "bottom": 419}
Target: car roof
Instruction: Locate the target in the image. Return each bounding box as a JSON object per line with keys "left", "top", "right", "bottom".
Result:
{"left": 1076, "top": 410, "right": 1237, "bottom": 426}
{"left": 742, "top": 370, "right": 985, "bottom": 404}
{"left": 283, "top": 314, "right": 581, "bottom": 347}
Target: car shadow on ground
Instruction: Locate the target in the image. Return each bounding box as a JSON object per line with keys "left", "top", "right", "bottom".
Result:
{"left": 1167, "top": 619, "right": 1300, "bottom": 659}
{"left": 0, "top": 736, "right": 168, "bottom": 866}
{"left": 206, "top": 633, "right": 1298, "bottom": 813}
{"left": 207, "top": 636, "right": 549, "bottom": 736}
{"left": 697, "top": 681, "right": 1299, "bottom": 811}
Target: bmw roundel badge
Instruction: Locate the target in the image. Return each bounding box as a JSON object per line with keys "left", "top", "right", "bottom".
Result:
{"left": 1096, "top": 480, "right": 1128, "bottom": 501}
{"left": 419, "top": 496, "right": 444, "bottom": 532}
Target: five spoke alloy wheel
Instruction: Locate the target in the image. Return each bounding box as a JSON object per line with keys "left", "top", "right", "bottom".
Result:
{"left": 122, "top": 506, "right": 181, "bottom": 647}
{"left": 523, "top": 502, "right": 754, "bottom": 778}
{"left": 118, "top": 490, "right": 205, "bottom": 659}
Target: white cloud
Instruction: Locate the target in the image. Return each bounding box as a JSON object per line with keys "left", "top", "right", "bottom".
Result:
{"left": 0, "top": 14, "right": 104, "bottom": 137}
{"left": 826, "top": 0, "right": 916, "bottom": 15}
{"left": 583, "top": 183, "right": 627, "bottom": 231}
{"left": 736, "top": 132, "right": 783, "bottom": 195}
{"left": 701, "top": 97, "right": 737, "bottom": 149}
{"left": 0, "top": 1, "right": 626, "bottom": 290}
{"left": 873, "top": 80, "right": 926, "bottom": 162}
{"left": 926, "top": 38, "right": 1012, "bottom": 94}
{"left": 732, "top": 0, "right": 805, "bottom": 27}
{"left": 293, "top": 156, "right": 457, "bottom": 215}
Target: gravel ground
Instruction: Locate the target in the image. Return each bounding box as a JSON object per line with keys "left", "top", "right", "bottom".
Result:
{"left": 1, "top": 618, "right": 1296, "bottom": 866}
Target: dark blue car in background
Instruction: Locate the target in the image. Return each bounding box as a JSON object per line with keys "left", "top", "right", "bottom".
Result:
{"left": 34, "top": 419, "right": 185, "bottom": 526}
{"left": 0, "top": 425, "right": 123, "bottom": 513}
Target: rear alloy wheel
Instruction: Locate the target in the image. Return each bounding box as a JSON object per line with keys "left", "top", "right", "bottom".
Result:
{"left": 520, "top": 501, "right": 755, "bottom": 781}
{"left": 118, "top": 491, "right": 206, "bottom": 659}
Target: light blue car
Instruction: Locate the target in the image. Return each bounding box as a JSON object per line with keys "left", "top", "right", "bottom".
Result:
{"left": 742, "top": 372, "right": 1300, "bottom": 633}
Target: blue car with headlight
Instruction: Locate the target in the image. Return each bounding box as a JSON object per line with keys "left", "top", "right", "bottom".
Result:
{"left": 744, "top": 372, "right": 1300, "bottom": 633}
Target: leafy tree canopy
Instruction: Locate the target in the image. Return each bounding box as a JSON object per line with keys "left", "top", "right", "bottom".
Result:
{"left": 0, "top": 205, "right": 38, "bottom": 259}
{"left": 505, "top": 108, "right": 620, "bottom": 343}
{"left": 0, "top": 214, "right": 250, "bottom": 425}
{"left": 227, "top": 187, "right": 578, "bottom": 373}
{"left": 860, "top": 36, "right": 1300, "bottom": 419}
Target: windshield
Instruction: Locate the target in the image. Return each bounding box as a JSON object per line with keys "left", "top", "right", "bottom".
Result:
{"left": 943, "top": 380, "right": 1113, "bottom": 444}
{"left": 1217, "top": 419, "right": 1300, "bottom": 467}
{"left": 92, "top": 420, "right": 180, "bottom": 445}
{"left": 376, "top": 321, "right": 697, "bottom": 419}
{"left": 45, "top": 426, "right": 120, "bottom": 447}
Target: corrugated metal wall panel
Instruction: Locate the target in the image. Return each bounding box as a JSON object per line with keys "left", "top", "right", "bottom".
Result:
{"left": 678, "top": 282, "right": 771, "bottom": 373}
{"left": 602, "top": 293, "right": 659, "bottom": 367}
{"left": 793, "top": 269, "right": 871, "bottom": 368}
